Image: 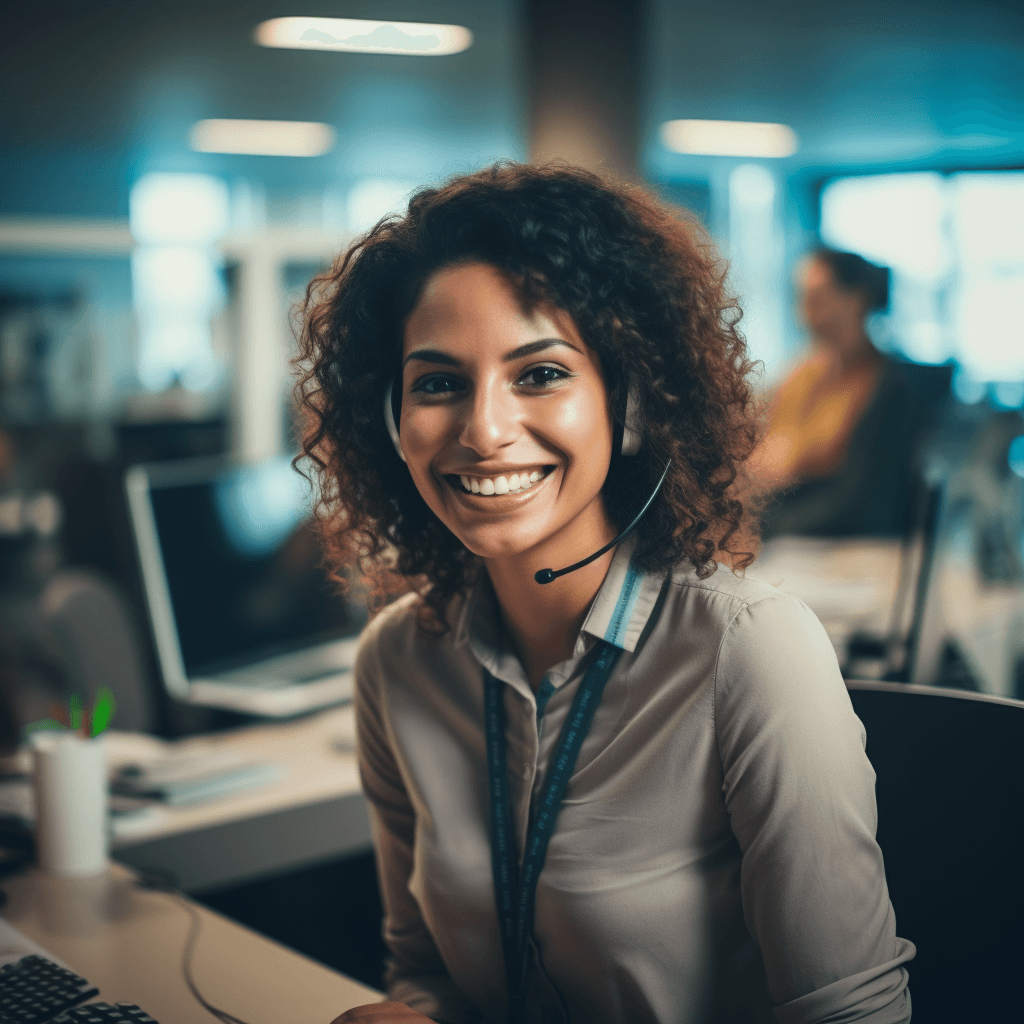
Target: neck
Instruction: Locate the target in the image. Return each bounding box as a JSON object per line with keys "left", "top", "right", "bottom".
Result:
{"left": 485, "top": 516, "right": 617, "bottom": 692}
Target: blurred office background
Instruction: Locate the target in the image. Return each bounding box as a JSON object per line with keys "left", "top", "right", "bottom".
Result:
{"left": 0, "top": 0, "right": 1022, "bottom": 995}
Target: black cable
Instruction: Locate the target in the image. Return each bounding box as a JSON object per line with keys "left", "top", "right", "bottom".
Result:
{"left": 134, "top": 869, "right": 251, "bottom": 1024}
{"left": 175, "top": 892, "right": 249, "bottom": 1024}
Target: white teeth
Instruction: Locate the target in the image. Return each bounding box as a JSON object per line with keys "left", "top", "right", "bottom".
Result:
{"left": 457, "top": 468, "right": 547, "bottom": 494}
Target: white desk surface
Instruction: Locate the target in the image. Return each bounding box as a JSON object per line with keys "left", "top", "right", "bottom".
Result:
{"left": 105, "top": 703, "right": 363, "bottom": 847}
{"left": 746, "top": 536, "right": 905, "bottom": 654}
{"left": 0, "top": 862, "right": 383, "bottom": 1024}
{"left": 0, "top": 705, "right": 372, "bottom": 891}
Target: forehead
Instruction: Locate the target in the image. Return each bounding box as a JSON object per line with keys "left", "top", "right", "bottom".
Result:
{"left": 800, "top": 257, "right": 834, "bottom": 287}
{"left": 403, "top": 262, "right": 584, "bottom": 356}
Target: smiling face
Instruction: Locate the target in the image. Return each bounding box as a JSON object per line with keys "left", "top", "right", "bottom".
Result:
{"left": 399, "top": 262, "right": 616, "bottom": 572}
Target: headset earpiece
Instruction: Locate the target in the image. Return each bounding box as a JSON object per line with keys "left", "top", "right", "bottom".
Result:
{"left": 620, "top": 388, "right": 641, "bottom": 457}
{"left": 383, "top": 380, "right": 406, "bottom": 462}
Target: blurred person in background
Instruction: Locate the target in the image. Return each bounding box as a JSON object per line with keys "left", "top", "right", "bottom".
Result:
{"left": 753, "top": 248, "right": 947, "bottom": 539}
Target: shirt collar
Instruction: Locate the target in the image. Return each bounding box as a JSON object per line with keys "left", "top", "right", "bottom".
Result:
{"left": 575, "top": 535, "right": 665, "bottom": 655}
{"left": 454, "top": 536, "right": 666, "bottom": 680}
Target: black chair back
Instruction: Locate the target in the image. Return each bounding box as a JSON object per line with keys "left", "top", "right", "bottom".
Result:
{"left": 847, "top": 681, "right": 1023, "bottom": 1022}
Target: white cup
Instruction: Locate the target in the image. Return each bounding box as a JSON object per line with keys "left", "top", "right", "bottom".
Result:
{"left": 31, "top": 732, "right": 108, "bottom": 877}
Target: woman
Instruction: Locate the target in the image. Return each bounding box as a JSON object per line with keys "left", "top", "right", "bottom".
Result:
{"left": 753, "top": 249, "right": 943, "bottom": 538}
{"left": 753, "top": 249, "right": 889, "bottom": 489}
{"left": 297, "top": 165, "right": 913, "bottom": 1024}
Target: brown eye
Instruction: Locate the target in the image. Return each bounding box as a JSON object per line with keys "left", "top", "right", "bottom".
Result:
{"left": 412, "top": 373, "right": 465, "bottom": 396}
{"left": 518, "top": 365, "right": 570, "bottom": 387}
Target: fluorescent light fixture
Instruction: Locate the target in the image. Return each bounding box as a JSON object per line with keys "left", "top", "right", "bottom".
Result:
{"left": 255, "top": 17, "right": 472, "bottom": 56}
{"left": 660, "top": 120, "right": 798, "bottom": 158}
{"left": 190, "top": 119, "right": 335, "bottom": 157}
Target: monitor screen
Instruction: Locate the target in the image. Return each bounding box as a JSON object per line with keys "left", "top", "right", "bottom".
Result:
{"left": 146, "top": 457, "right": 365, "bottom": 676}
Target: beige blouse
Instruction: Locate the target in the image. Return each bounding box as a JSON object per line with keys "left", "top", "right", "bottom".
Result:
{"left": 354, "top": 541, "right": 915, "bottom": 1023}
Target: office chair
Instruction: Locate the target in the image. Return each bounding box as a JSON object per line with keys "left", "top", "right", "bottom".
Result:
{"left": 846, "top": 680, "right": 1024, "bottom": 1022}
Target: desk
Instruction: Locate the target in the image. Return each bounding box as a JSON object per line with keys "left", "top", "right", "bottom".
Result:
{"left": 0, "top": 862, "right": 382, "bottom": 1023}
{"left": 108, "top": 705, "right": 372, "bottom": 892}
{"left": 746, "top": 537, "right": 905, "bottom": 656}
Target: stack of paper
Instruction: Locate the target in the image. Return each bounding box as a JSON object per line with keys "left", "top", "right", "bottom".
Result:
{"left": 110, "top": 750, "right": 283, "bottom": 806}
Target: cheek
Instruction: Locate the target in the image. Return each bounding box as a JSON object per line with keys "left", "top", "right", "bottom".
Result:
{"left": 401, "top": 406, "right": 449, "bottom": 463}
{"left": 545, "top": 382, "right": 614, "bottom": 470}
{"left": 572, "top": 382, "right": 613, "bottom": 447}
{"left": 803, "top": 291, "right": 825, "bottom": 317}
{"left": 399, "top": 408, "right": 453, "bottom": 505}
{"left": 838, "top": 295, "right": 865, "bottom": 321}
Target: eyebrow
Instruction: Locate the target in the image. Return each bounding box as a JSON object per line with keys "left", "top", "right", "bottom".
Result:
{"left": 403, "top": 338, "right": 579, "bottom": 368}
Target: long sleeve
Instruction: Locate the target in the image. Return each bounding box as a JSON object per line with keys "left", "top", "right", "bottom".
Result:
{"left": 714, "top": 593, "right": 914, "bottom": 1024}
{"left": 355, "top": 626, "right": 482, "bottom": 1024}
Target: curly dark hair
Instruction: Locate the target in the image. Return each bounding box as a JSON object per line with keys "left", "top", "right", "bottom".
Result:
{"left": 295, "top": 162, "right": 762, "bottom": 627}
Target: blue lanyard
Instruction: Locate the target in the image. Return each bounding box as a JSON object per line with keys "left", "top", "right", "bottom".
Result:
{"left": 484, "top": 641, "right": 622, "bottom": 1024}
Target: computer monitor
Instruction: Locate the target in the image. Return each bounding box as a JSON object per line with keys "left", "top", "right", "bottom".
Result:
{"left": 126, "top": 455, "right": 366, "bottom": 701}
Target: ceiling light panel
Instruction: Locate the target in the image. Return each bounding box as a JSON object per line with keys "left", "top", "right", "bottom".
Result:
{"left": 660, "top": 120, "right": 799, "bottom": 159}
{"left": 190, "top": 120, "right": 336, "bottom": 157}
{"left": 254, "top": 17, "right": 473, "bottom": 56}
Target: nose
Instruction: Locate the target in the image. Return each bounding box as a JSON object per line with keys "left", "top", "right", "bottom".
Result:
{"left": 458, "top": 379, "right": 518, "bottom": 457}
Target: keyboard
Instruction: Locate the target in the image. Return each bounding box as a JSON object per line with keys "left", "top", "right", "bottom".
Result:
{"left": 0, "top": 956, "right": 97, "bottom": 1023}
{"left": 0, "top": 952, "right": 159, "bottom": 1024}
{"left": 52, "top": 1006, "right": 158, "bottom": 1023}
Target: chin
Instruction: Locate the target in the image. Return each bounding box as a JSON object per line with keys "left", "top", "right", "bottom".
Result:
{"left": 456, "top": 529, "right": 545, "bottom": 563}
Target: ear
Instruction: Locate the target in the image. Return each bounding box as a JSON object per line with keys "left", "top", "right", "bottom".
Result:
{"left": 383, "top": 380, "right": 407, "bottom": 462}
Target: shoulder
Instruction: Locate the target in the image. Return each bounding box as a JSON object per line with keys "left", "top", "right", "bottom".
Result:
{"left": 356, "top": 592, "right": 422, "bottom": 666}
{"left": 355, "top": 590, "right": 468, "bottom": 684}
{"left": 356, "top": 592, "right": 427, "bottom": 681}
{"left": 675, "top": 566, "right": 854, "bottom": 743}
{"left": 665, "top": 559, "right": 808, "bottom": 626}
{"left": 664, "top": 560, "right": 842, "bottom": 698}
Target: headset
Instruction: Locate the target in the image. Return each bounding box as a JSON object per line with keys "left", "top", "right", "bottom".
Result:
{"left": 383, "top": 379, "right": 668, "bottom": 584}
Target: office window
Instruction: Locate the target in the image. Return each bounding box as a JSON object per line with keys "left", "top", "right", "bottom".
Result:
{"left": 130, "top": 173, "right": 230, "bottom": 394}
{"left": 0, "top": 255, "right": 135, "bottom": 422}
{"left": 729, "top": 164, "right": 786, "bottom": 381}
{"left": 820, "top": 171, "right": 1024, "bottom": 405}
